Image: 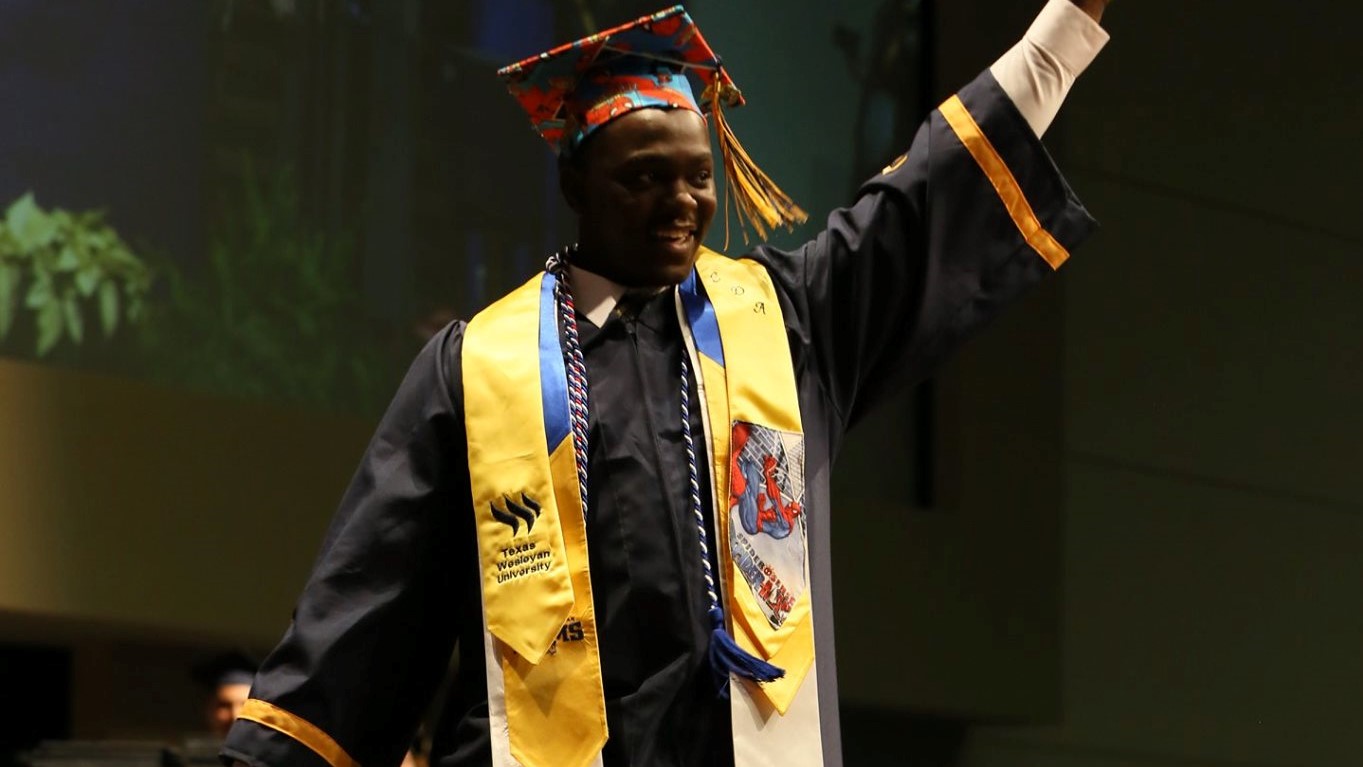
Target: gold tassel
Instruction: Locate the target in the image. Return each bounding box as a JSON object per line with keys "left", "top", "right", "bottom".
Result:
{"left": 708, "top": 81, "right": 808, "bottom": 250}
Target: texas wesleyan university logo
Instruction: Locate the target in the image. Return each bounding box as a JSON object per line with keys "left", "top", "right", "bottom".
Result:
{"left": 488, "top": 493, "right": 551, "bottom": 584}
{"left": 485, "top": 492, "right": 584, "bottom": 656}
{"left": 728, "top": 422, "right": 807, "bottom": 629}
{"left": 490, "top": 492, "right": 542, "bottom": 536}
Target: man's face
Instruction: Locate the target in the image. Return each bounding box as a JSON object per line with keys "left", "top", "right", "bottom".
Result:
{"left": 563, "top": 107, "right": 717, "bottom": 288}
{"left": 208, "top": 682, "right": 251, "bottom": 738}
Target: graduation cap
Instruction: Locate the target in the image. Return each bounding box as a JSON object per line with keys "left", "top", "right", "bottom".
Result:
{"left": 497, "top": 5, "right": 807, "bottom": 245}
{"left": 190, "top": 649, "right": 258, "bottom": 689}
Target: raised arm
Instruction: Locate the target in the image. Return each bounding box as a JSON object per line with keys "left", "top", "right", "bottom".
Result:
{"left": 991, "top": 0, "right": 1111, "bottom": 137}
{"left": 753, "top": 0, "right": 1110, "bottom": 430}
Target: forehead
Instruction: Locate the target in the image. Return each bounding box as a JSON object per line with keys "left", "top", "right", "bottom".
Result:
{"left": 583, "top": 107, "right": 713, "bottom": 165}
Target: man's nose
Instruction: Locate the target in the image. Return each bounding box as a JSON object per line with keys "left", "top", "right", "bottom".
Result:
{"left": 666, "top": 178, "right": 699, "bottom": 211}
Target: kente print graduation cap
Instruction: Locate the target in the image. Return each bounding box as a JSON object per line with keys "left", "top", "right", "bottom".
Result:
{"left": 497, "top": 4, "right": 807, "bottom": 244}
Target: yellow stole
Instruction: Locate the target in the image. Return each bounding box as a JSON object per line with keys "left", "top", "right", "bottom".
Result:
{"left": 462, "top": 249, "right": 814, "bottom": 767}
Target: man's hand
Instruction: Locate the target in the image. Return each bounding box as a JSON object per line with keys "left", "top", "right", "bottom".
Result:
{"left": 1069, "top": 0, "right": 1109, "bottom": 23}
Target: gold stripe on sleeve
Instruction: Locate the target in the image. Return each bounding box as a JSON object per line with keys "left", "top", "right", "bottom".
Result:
{"left": 939, "top": 94, "right": 1070, "bottom": 270}
{"left": 236, "top": 699, "right": 361, "bottom": 767}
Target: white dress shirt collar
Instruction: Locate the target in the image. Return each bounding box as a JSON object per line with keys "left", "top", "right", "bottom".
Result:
{"left": 566, "top": 263, "right": 670, "bottom": 328}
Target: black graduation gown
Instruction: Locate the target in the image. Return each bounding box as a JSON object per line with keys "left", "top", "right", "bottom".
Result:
{"left": 222, "top": 70, "right": 1095, "bottom": 767}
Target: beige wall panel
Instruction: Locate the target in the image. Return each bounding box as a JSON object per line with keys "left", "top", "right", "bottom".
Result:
{"left": 0, "top": 359, "right": 374, "bottom": 645}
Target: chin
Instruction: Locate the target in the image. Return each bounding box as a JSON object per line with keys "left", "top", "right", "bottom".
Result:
{"left": 578, "top": 236, "right": 702, "bottom": 287}
{"left": 655, "top": 250, "right": 701, "bottom": 286}
{"left": 621, "top": 244, "right": 698, "bottom": 287}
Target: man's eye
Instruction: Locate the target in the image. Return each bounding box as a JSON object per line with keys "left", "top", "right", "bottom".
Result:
{"left": 693, "top": 170, "right": 713, "bottom": 185}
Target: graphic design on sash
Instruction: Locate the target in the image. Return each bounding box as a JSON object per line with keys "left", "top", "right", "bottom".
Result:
{"left": 489, "top": 493, "right": 553, "bottom": 585}
{"left": 490, "top": 492, "right": 543, "bottom": 536}
{"left": 545, "top": 616, "right": 586, "bottom": 656}
{"left": 728, "top": 421, "right": 807, "bottom": 629}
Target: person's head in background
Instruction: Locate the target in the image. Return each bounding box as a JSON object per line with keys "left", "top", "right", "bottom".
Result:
{"left": 191, "top": 650, "right": 257, "bottom": 739}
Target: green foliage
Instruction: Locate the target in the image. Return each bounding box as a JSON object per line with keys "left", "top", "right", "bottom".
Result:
{"left": 139, "top": 161, "right": 405, "bottom": 415}
{"left": 0, "top": 192, "right": 152, "bottom": 356}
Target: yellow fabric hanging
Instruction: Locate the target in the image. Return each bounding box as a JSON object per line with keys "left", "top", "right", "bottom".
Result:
{"left": 687, "top": 249, "right": 815, "bottom": 714}
{"left": 463, "top": 277, "right": 607, "bottom": 767}
{"left": 462, "top": 250, "right": 815, "bottom": 764}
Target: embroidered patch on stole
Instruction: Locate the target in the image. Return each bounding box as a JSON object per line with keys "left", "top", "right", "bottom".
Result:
{"left": 727, "top": 422, "right": 807, "bottom": 629}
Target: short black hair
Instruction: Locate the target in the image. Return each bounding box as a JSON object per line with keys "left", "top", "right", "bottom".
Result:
{"left": 190, "top": 649, "right": 259, "bottom": 689}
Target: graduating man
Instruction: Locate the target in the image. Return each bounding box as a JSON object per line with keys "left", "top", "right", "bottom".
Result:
{"left": 223, "top": 1, "right": 1112, "bottom": 765}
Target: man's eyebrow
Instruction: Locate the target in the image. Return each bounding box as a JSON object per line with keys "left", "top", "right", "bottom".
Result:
{"left": 620, "top": 148, "right": 713, "bottom": 165}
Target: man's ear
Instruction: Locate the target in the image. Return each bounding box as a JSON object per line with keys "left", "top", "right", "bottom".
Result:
{"left": 559, "top": 161, "right": 585, "bottom": 214}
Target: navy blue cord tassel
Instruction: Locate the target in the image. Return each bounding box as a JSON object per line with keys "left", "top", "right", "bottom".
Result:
{"left": 679, "top": 349, "right": 785, "bottom": 696}
{"left": 708, "top": 610, "right": 785, "bottom": 697}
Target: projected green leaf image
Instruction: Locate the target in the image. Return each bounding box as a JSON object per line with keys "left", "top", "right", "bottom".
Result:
{"left": 0, "top": 192, "right": 152, "bottom": 356}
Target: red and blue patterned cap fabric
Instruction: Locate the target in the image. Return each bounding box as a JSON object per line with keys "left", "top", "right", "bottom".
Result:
{"left": 497, "top": 5, "right": 743, "bottom": 156}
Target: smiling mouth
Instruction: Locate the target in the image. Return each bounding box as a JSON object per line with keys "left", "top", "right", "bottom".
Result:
{"left": 649, "top": 227, "right": 697, "bottom": 246}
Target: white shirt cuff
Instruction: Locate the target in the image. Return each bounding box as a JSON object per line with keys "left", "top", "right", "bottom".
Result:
{"left": 988, "top": 0, "right": 1110, "bottom": 137}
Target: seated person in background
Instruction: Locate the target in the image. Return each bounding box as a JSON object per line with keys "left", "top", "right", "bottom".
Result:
{"left": 192, "top": 651, "right": 258, "bottom": 740}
